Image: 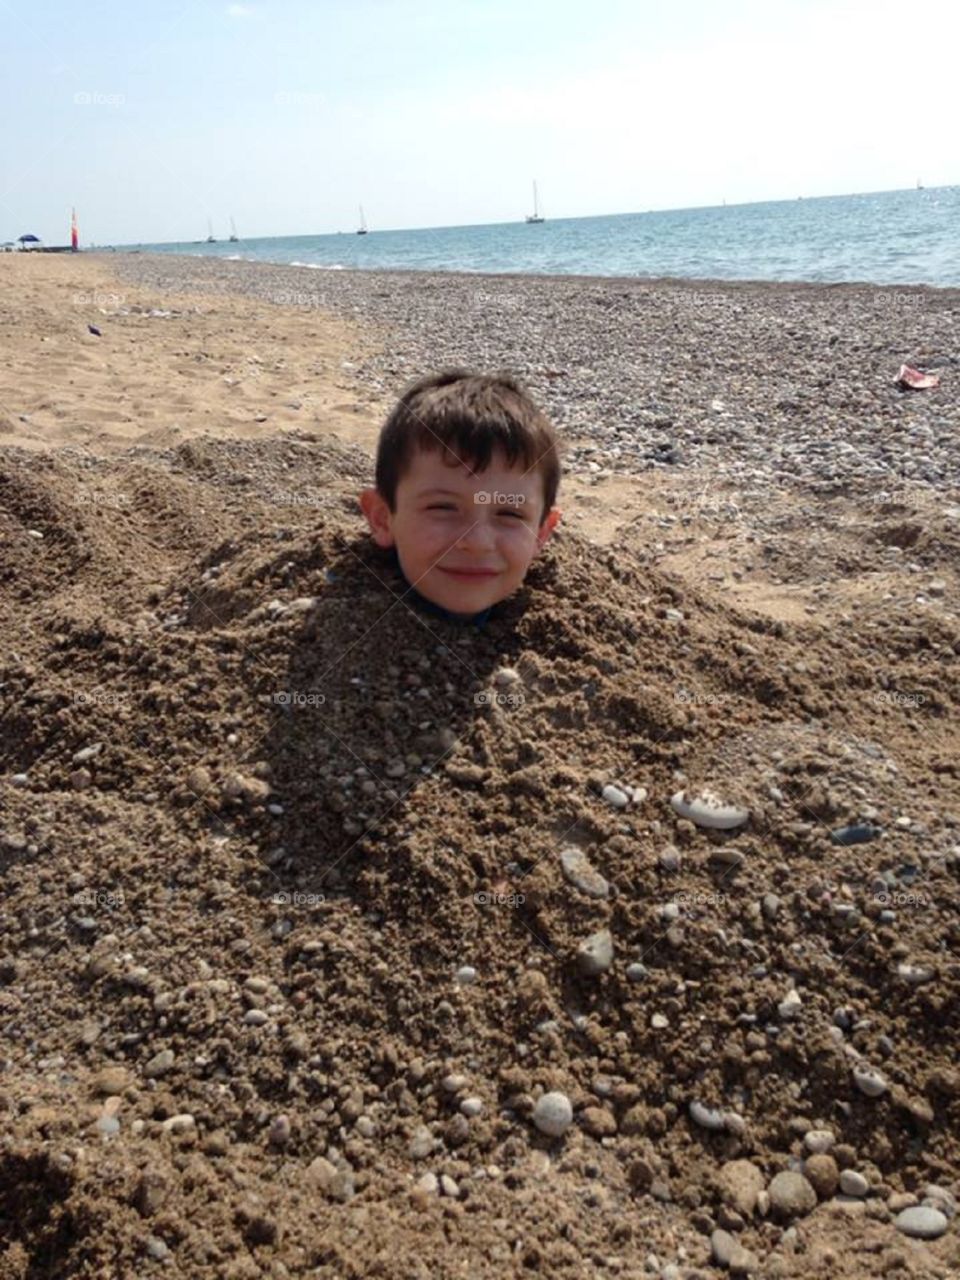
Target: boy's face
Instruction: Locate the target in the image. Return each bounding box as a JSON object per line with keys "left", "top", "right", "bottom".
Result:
{"left": 360, "top": 445, "right": 561, "bottom": 619}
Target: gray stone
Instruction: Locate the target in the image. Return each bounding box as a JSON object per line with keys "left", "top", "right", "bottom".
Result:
{"left": 532, "top": 1091, "right": 573, "bottom": 1138}
{"left": 768, "top": 1170, "right": 817, "bottom": 1219}
{"left": 560, "top": 846, "right": 610, "bottom": 899}
{"left": 839, "top": 1170, "right": 869, "bottom": 1198}
{"left": 577, "top": 928, "right": 613, "bottom": 975}
{"left": 894, "top": 1205, "right": 948, "bottom": 1239}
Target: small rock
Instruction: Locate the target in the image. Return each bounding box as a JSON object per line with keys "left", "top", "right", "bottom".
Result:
{"left": 778, "top": 988, "right": 802, "bottom": 1020}
{"left": 454, "top": 965, "right": 476, "bottom": 985}
{"left": 532, "top": 1091, "right": 573, "bottom": 1138}
{"left": 439, "top": 1174, "right": 460, "bottom": 1198}
{"left": 840, "top": 1170, "right": 869, "bottom": 1198}
{"left": 268, "top": 1114, "right": 291, "bottom": 1146}
{"left": 416, "top": 1171, "right": 439, "bottom": 1195}
{"left": 560, "top": 845, "right": 610, "bottom": 899}
{"left": 670, "top": 788, "right": 749, "bottom": 830}
{"left": 803, "top": 1154, "right": 839, "bottom": 1200}
{"left": 601, "top": 783, "right": 630, "bottom": 809}
{"left": 92, "top": 1066, "right": 131, "bottom": 1097}
{"left": 577, "top": 928, "right": 613, "bottom": 976}
{"left": 803, "top": 1129, "right": 835, "bottom": 1154}
{"left": 145, "top": 1237, "right": 170, "bottom": 1261}
{"left": 460, "top": 1097, "right": 484, "bottom": 1118}
{"left": 852, "top": 1065, "right": 888, "bottom": 1097}
{"left": 894, "top": 1205, "right": 948, "bottom": 1239}
{"left": 716, "top": 1159, "right": 764, "bottom": 1217}
{"left": 408, "top": 1126, "right": 434, "bottom": 1159}
{"left": 161, "top": 1113, "right": 196, "bottom": 1135}
{"left": 768, "top": 1170, "right": 817, "bottom": 1219}
{"left": 143, "top": 1049, "right": 175, "bottom": 1079}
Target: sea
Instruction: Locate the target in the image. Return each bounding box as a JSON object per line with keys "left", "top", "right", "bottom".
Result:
{"left": 116, "top": 186, "right": 960, "bottom": 288}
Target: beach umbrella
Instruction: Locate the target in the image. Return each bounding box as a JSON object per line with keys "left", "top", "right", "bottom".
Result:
{"left": 18, "top": 233, "right": 40, "bottom": 246}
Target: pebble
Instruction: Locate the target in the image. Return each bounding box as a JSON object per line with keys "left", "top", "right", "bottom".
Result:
{"left": 268, "top": 1114, "right": 291, "bottom": 1146}
{"left": 830, "top": 824, "right": 883, "bottom": 846}
{"left": 439, "top": 1174, "right": 460, "bottom": 1198}
{"left": 72, "top": 742, "right": 104, "bottom": 764}
{"left": 658, "top": 845, "right": 682, "bottom": 872}
{"left": 532, "top": 1091, "right": 573, "bottom": 1138}
{"left": 803, "top": 1154, "right": 839, "bottom": 1199}
{"left": 560, "top": 845, "right": 610, "bottom": 899}
{"left": 670, "top": 788, "right": 749, "bottom": 830}
{"left": 711, "top": 1228, "right": 756, "bottom": 1274}
{"left": 143, "top": 1048, "right": 175, "bottom": 1078}
{"left": 803, "top": 1129, "right": 835, "bottom": 1154}
{"left": 577, "top": 927, "right": 614, "bottom": 976}
{"left": 894, "top": 1206, "right": 948, "bottom": 1239}
{"left": 454, "top": 965, "right": 477, "bottom": 985}
{"left": 145, "top": 1237, "right": 170, "bottom": 1260}
{"left": 778, "top": 988, "right": 802, "bottom": 1020}
{"left": 244, "top": 1009, "right": 269, "bottom": 1026}
{"left": 626, "top": 962, "right": 648, "bottom": 982}
{"left": 92, "top": 1066, "right": 131, "bottom": 1096}
{"left": 460, "top": 1097, "right": 484, "bottom": 1118}
{"left": 409, "top": 1126, "right": 434, "bottom": 1159}
{"left": 416, "top": 1172, "right": 439, "bottom": 1195}
{"left": 896, "top": 962, "right": 934, "bottom": 985}
{"left": 601, "top": 783, "right": 630, "bottom": 809}
{"left": 716, "top": 1159, "right": 765, "bottom": 1216}
{"left": 688, "top": 1101, "right": 727, "bottom": 1132}
{"left": 852, "top": 1065, "right": 888, "bottom": 1097}
{"left": 161, "top": 1113, "right": 196, "bottom": 1135}
{"left": 839, "top": 1170, "right": 869, "bottom": 1198}
{"left": 768, "top": 1170, "right": 817, "bottom": 1219}
{"left": 96, "top": 1114, "right": 121, "bottom": 1137}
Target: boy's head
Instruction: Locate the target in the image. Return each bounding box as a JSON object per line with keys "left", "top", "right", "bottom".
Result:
{"left": 360, "top": 369, "right": 562, "bottom": 620}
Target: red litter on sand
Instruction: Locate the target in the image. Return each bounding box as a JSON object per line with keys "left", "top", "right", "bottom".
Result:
{"left": 896, "top": 364, "right": 940, "bottom": 390}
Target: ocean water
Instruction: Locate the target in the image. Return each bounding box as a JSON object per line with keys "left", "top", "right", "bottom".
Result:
{"left": 117, "top": 186, "right": 960, "bottom": 287}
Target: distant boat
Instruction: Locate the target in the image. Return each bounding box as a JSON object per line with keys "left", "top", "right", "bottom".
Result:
{"left": 525, "top": 181, "right": 545, "bottom": 224}
{"left": 917, "top": 178, "right": 924, "bottom": 190}
{"left": 228, "top": 217, "right": 239, "bottom": 242}
{"left": 206, "top": 219, "right": 216, "bottom": 243}
{"left": 357, "top": 204, "right": 368, "bottom": 235}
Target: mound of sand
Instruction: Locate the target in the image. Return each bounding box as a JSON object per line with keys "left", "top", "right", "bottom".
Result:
{"left": 1, "top": 436, "right": 959, "bottom": 1279}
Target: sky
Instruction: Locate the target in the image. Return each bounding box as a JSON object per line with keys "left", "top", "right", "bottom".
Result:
{"left": 0, "top": 0, "right": 956, "bottom": 245}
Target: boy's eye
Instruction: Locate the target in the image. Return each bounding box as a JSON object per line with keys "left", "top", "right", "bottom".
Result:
{"left": 426, "top": 504, "right": 457, "bottom": 511}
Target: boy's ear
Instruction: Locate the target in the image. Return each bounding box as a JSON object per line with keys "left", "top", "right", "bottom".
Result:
{"left": 535, "top": 506, "right": 562, "bottom": 550}
{"left": 359, "top": 488, "right": 396, "bottom": 548}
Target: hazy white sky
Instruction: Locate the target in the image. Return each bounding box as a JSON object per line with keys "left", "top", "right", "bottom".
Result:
{"left": 1, "top": 0, "right": 955, "bottom": 244}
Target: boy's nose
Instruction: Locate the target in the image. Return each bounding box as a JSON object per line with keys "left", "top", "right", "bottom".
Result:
{"left": 454, "top": 518, "right": 496, "bottom": 551}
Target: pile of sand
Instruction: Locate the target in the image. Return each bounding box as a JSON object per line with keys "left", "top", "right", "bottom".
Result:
{"left": 1, "top": 434, "right": 958, "bottom": 1278}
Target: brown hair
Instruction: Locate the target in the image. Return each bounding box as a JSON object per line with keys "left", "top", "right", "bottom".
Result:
{"left": 374, "top": 369, "right": 561, "bottom": 524}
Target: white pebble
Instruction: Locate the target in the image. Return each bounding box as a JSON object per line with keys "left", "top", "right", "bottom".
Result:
{"left": 532, "top": 1091, "right": 573, "bottom": 1138}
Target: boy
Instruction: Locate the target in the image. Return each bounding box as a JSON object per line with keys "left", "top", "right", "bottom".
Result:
{"left": 359, "top": 369, "right": 562, "bottom": 625}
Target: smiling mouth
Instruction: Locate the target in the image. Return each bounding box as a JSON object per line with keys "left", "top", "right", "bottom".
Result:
{"left": 439, "top": 567, "right": 500, "bottom": 578}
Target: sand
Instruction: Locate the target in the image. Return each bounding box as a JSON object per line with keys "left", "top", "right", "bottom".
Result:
{"left": 1, "top": 252, "right": 958, "bottom": 1279}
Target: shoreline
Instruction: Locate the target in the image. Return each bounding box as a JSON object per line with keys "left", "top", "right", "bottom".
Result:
{"left": 96, "top": 250, "right": 960, "bottom": 299}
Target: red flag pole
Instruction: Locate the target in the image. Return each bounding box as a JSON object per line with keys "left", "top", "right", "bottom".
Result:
{"left": 71, "top": 207, "right": 79, "bottom": 251}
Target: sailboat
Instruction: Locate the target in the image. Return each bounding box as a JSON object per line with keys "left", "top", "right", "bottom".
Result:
{"left": 206, "top": 219, "right": 216, "bottom": 244}
{"left": 525, "top": 181, "right": 545, "bottom": 224}
{"left": 228, "top": 217, "right": 239, "bottom": 242}
{"left": 356, "top": 204, "right": 368, "bottom": 235}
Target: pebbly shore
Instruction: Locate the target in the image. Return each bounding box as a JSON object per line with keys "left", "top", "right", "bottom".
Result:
{"left": 102, "top": 254, "right": 960, "bottom": 495}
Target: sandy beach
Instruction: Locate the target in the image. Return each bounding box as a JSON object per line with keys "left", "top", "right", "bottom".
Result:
{"left": 1, "top": 252, "right": 959, "bottom": 1279}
